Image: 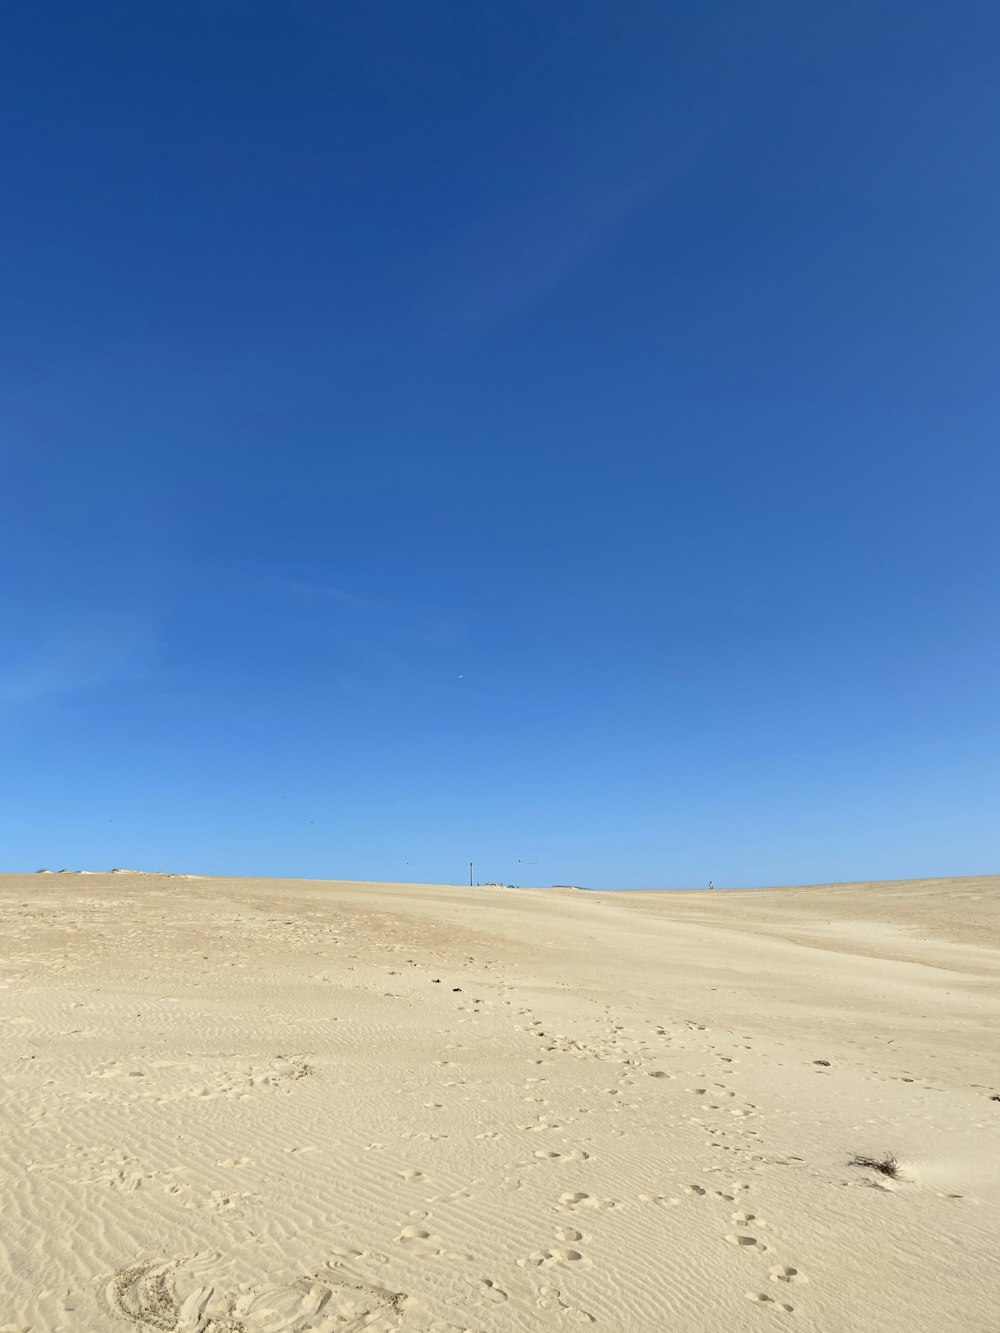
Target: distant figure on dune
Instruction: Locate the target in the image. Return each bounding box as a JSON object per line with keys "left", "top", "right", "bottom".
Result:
{"left": 708, "top": 880, "right": 714, "bottom": 890}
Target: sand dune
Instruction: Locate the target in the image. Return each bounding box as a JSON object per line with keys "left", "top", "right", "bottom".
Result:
{"left": 1, "top": 872, "right": 997, "bottom": 1331}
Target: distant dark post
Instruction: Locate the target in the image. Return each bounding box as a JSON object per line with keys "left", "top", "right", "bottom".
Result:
{"left": 470, "top": 862, "right": 474, "bottom": 886}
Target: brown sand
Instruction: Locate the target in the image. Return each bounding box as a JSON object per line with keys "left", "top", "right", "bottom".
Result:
{"left": 1, "top": 871, "right": 998, "bottom": 1331}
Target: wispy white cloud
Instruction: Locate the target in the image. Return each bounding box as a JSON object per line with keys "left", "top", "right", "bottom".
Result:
{"left": 408, "top": 10, "right": 862, "bottom": 356}
{"left": 261, "top": 576, "right": 382, "bottom": 611}
{"left": 411, "top": 100, "right": 746, "bottom": 357}
{"left": 0, "top": 610, "right": 156, "bottom": 707}
{"left": 260, "top": 574, "right": 471, "bottom": 683}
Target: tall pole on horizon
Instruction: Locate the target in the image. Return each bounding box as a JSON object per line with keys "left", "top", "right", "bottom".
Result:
{"left": 470, "top": 862, "right": 474, "bottom": 886}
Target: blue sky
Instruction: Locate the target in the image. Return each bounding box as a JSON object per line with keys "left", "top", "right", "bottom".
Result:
{"left": 2, "top": 2, "right": 997, "bottom": 887}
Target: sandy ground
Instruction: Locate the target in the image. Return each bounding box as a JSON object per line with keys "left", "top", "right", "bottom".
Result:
{"left": 1, "top": 872, "right": 998, "bottom": 1333}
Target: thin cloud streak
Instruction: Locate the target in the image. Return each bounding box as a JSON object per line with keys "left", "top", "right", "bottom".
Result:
{"left": 261, "top": 577, "right": 383, "bottom": 611}
{"left": 0, "top": 611, "right": 157, "bottom": 708}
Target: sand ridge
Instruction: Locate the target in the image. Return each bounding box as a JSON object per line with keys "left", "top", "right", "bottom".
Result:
{"left": 1, "top": 872, "right": 998, "bottom": 1331}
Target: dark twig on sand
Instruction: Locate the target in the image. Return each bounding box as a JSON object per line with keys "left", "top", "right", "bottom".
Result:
{"left": 850, "top": 1152, "right": 900, "bottom": 1179}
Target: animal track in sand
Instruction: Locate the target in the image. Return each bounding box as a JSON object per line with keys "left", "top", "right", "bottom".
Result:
{"left": 184, "top": 1188, "right": 262, "bottom": 1213}
{"left": 95, "top": 1165, "right": 157, "bottom": 1191}
{"left": 140, "top": 1055, "right": 314, "bottom": 1104}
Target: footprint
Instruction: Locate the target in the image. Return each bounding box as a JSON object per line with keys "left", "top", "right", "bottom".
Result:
{"left": 726, "top": 1234, "right": 764, "bottom": 1248}
{"left": 96, "top": 1168, "right": 151, "bottom": 1191}
{"left": 748, "top": 1292, "right": 795, "bottom": 1311}
{"left": 194, "top": 1190, "right": 261, "bottom": 1213}
{"left": 397, "top": 1225, "right": 438, "bottom": 1251}
{"left": 558, "top": 1191, "right": 616, "bottom": 1211}
{"left": 329, "top": 1246, "right": 389, "bottom": 1266}
{"left": 478, "top": 1278, "right": 508, "bottom": 1303}
{"left": 537, "top": 1282, "right": 592, "bottom": 1318}
{"left": 519, "top": 1248, "right": 585, "bottom": 1267}
{"left": 769, "top": 1265, "right": 806, "bottom": 1284}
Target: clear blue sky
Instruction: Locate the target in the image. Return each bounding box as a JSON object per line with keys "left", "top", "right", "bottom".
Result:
{"left": 2, "top": 2, "right": 997, "bottom": 888}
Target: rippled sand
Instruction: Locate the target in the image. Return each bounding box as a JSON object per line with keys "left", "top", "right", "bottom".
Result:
{"left": 2, "top": 871, "right": 997, "bottom": 1331}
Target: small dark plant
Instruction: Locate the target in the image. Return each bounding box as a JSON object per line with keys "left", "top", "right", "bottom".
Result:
{"left": 850, "top": 1153, "right": 900, "bottom": 1179}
